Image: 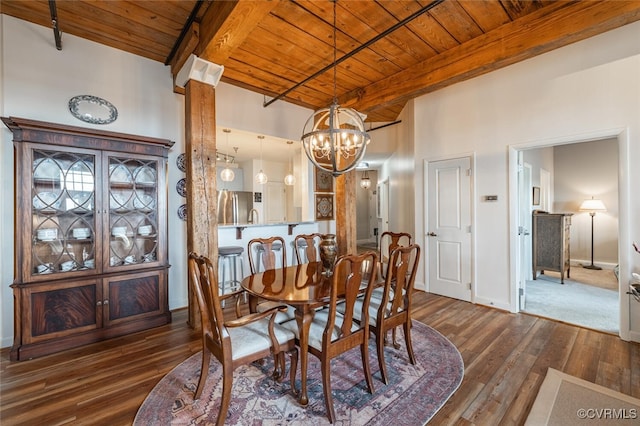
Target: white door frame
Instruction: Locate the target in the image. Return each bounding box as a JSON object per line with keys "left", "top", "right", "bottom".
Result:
{"left": 508, "top": 128, "right": 632, "bottom": 341}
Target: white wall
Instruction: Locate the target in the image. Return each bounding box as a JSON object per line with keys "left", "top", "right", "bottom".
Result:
{"left": 0, "top": 15, "right": 311, "bottom": 349}
{"left": 554, "top": 139, "right": 619, "bottom": 265}
{"left": 412, "top": 20, "right": 640, "bottom": 339}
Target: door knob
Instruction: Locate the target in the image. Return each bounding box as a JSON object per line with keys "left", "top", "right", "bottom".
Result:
{"left": 428, "top": 232, "right": 437, "bottom": 237}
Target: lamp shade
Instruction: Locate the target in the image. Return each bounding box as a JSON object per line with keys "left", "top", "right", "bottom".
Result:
{"left": 579, "top": 197, "right": 606, "bottom": 212}
{"left": 360, "top": 171, "right": 371, "bottom": 189}
{"left": 284, "top": 173, "right": 296, "bottom": 186}
{"left": 220, "top": 167, "right": 235, "bottom": 182}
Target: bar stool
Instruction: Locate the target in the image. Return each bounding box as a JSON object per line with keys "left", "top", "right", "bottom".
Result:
{"left": 218, "top": 246, "right": 245, "bottom": 304}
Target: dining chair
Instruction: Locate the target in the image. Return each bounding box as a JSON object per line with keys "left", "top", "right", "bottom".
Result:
{"left": 282, "top": 251, "right": 378, "bottom": 423}
{"left": 248, "top": 236, "right": 287, "bottom": 273}
{"left": 355, "top": 244, "right": 420, "bottom": 385}
{"left": 379, "top": 231, "right": 412, "bottom": 280}
{"left": 188, "top": 252, "right": 298, "bottom": 426}
{"left": 248, "top": 236, "right": 295, "bottom": 322}
{"left": 293, "top": 233, "right": 321, "bottom": 264}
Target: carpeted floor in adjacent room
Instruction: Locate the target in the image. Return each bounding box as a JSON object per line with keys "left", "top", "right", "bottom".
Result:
{"left": 524, "top": 265, "right": 619, "bottom": 333}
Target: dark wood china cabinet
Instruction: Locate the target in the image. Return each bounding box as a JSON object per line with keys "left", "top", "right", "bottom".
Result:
{"left": 2, "top": 117, "right": 174, "bottom": 361}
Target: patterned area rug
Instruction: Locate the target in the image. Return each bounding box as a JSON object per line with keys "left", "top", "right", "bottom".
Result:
{"left": 134, "top": 321, "right": 463, "bottom": 425}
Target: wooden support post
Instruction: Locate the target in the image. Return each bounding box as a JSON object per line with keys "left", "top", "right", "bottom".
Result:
{"left": 335, "top": 170, "right": 357, "bottom": 257}
{"left": 185, "top": 79, "right": 218, "bottom": 328}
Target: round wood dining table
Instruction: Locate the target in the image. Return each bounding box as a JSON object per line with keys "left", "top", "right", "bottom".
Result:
{"left": 241, "top": 261, "right": 334, "bottom": 406}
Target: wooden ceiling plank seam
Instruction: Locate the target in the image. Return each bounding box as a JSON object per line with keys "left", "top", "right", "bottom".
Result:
{"left": 264, "top": 0, "right": 444, "bottom": 107}
{"left": 221, "top": 55, "right": 332, "bottom": 102}
{"left": 243, "top": 23, "right": 388, "bottom": 100}
{"left": 225, "top": 52, "right": 359, "bottom": 109}
{"left": 91, "top": 0, "right": 190, "bottom": 36}
{"left": 456, "top": 0, "right": 512, "bottom": 33}
{"left": 133, "top": 0, "right": 199, "bottom": 22}
{"left": 219, "top": 76, "right": 318, "bottom": 111}
{"left": 333, "top": 1, "right": 430, "bottom": 69}
{"left": 57, "top": 2, "right": 179, "bottom": 48}
{"left": 238, "top": 26, "right": 385, "bottom": 90}
{"left": 378, "top": 0, "right": 458, "bottom": 55}
{"left": 259, "top": 4, "right": 394, "bottom": 81}
{"left": 343, "top": 0, "right": 570, "bottom": 110}
{"left": 31, "top": 2, "right": 172, "bottom": 61}
{"left": 346, "top": 0, "right": 640, "bottom": 114}
{"left": 339, "top": 1, "right": 438, "bottom": 64}
{"left": 53, "top": 22, "right": 168, "bottom": 63}
{"left": 500, "top": 0, "right": 545, "bottom": 21}
{"left": 293, "top": 0, "right": 423, "bottom": 70}
{"left": 2, "top": 2, "right": 58, "bottom": 31}
{"left": 427, "top": 0, "right": 485, "bottom": 44}
{"left": 197, "top": 0, "right": 278, "bottom": 65}
{"left": 232, "top": 45, "right": 371, "bottom": 97}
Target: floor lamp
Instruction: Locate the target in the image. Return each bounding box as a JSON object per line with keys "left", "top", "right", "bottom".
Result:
{"left": 579, "top": 197, "right": 607, "bottom": 270}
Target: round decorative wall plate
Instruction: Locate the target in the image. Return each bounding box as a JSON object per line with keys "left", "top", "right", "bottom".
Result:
{"left": 69, "top": 95, "right": 118, "bottom": 125}
{"left": 178, "top": 204, "right": 187, "bottom": 221}
{"left": 176, "top": 153, "right": 186, "bottom": 172}
{"left": 176, "top": 178, "right": 187, "bottom": 197}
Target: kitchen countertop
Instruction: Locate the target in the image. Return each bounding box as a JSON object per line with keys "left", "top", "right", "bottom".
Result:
{"left": 218, "top": 221, "right": 316, "bottom": 229}
{"left": 218, "top": 221, "right": 318, "bottom": 238}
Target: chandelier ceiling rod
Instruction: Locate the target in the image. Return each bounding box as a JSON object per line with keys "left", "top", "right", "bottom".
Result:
{"left": 263, "top": 0, "right": 444, "bottom": 108}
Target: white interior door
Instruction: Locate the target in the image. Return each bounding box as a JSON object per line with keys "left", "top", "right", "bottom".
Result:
{"left": 518, "top": 157, "right": 533, "bottom": 310}
{"left": 427, "top": 157, "right": 472, "bottom": 301}
{"left": 379, "top": 179, "right": 389, "bottom": 236}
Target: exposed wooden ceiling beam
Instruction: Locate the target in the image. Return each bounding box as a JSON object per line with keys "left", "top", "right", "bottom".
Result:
{"left": 345, "top": 0, "right": 640, "bottom": 117}
{"left": 170, "top": 0, "right": 278, "bottom": 91}
{"left": 197, "top": 0, "right": 278, "bottom": 65}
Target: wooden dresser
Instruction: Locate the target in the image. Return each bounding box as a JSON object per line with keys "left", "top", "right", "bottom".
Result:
{"left": 532, "top": 211, "right": 573, "bottom": 284}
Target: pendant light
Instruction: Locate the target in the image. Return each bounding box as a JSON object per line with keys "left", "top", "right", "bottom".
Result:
{"left": 220, "top": 128, "right": 235, "bottom": 182}
{"left": 284, "top": 140, "right": 296, "bottom": 186}
{"left": 360, "top": 170, "right": 371, "bottom": 189}
{"left": 301, "top": 0, "right": 370, "bottom": 177}
{"left": 255, "top": 135, "right": 268, "bottom": 184}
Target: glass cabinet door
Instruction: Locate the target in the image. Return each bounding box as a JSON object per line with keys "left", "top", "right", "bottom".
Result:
{"left": 107, "top": 156, "right": 159, "bottom": 268}
{"left": 32, "top": 149, "right": 96, "bottom": 276}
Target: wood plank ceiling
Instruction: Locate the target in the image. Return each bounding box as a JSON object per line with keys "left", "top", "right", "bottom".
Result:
{"left": 2, "top": 0, "right": 640, "bottom": 123}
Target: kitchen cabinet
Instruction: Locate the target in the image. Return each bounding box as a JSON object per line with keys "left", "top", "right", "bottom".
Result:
{"left": 2, "top": 116, "right": 173, "bottom": 360}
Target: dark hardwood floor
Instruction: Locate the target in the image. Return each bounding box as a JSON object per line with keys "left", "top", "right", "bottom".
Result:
{"left": 1, "top": 291, "right": 639, "bottom": 425}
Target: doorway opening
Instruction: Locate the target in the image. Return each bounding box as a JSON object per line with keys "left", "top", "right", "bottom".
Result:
{"left": 516, "top": 138, "right": 620, "bottom": 334}
{"left": 356, "top": 169, "right": 380, "bottom": 252}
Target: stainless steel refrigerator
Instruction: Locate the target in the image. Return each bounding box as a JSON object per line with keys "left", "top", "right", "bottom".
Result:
{"left": 217, "top": 190, "right": 254, "bottom": 225}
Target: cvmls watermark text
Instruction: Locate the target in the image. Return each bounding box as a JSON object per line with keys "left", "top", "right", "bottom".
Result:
{"left": 576, "top": 408, "right": 637, "bottom": 420}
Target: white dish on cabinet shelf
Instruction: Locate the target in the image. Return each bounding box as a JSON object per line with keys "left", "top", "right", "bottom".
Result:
{"left": 138, "top": 225, "right": 152, "bottom": 235}
{"left": 110, "top": 193, "right": 129, "bottom": 211}
{"left": 36, "top": 228, "right": 58, "bottom": 241}
{"left": 133, "top": 194, "right": 155, "bottom": 211}
{"left": 33, "top": 158, "right": 61, "bottom": 180}
{"left": 109, "top": 164, "right": 132, "bottom": 184}
{"left": 33, "top": 192, "right": 62, "bottom": 211}
{"left": 134, "top": 166, "right": 155, "bottom": 184}
{"left": 68, "top": 193, "right": 93, "bottom": 211}
{"left": 72, "top": 228, "right": 91, "bottom": 239}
